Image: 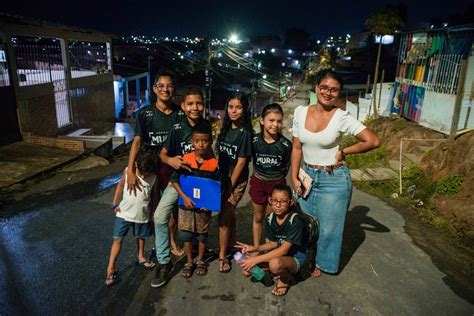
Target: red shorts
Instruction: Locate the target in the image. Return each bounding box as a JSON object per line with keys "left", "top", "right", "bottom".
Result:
{"left": 249, "top": 174, "right": 286, "bottom": 205}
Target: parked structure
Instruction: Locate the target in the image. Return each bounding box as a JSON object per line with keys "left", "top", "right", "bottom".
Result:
{"left": 0, "top": 14, "right": 115, "bottom": 145}
{"left": 386, "top": 25, "right": 474, "bottom": 135}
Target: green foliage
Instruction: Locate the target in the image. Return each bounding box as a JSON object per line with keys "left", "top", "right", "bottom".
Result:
{"left": 340, "top": 135, "right": 358, "bottom": 148}
{"left": 345, "top": 146, "right": 391, "bottom": 169}
{"left": 363, "top": 115, "right": 376, "bottom": 126}
{"left": 402, "top": 165, "right": 436, "bottom": 198}
{"left": 365, "top": 8, "right": 404, "bottom": 36}
{"left": 435, "top": 175, "right": 463, "bottom": 196}
{"left": 305, "top": 47, "right": 337, "bottom": 85}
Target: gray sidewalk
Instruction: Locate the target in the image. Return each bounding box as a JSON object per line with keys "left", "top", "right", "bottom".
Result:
{"left": 0, "top": 141, "right": 82, "bottom": 189}
{"left": 0, "top": 122, "right": 134, "bottom": 190}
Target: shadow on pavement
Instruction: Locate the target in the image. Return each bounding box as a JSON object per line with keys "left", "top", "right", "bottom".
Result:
{"left": 339, "top": 205, "right": 390, "bottom": 273}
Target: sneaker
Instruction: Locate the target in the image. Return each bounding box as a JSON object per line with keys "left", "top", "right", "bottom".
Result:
{"left": 150, "top": 262, "right": 173, "bottom": 288}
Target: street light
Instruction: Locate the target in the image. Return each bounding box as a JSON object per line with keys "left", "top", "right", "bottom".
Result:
{"left": 229, "top": 34, "right": 239, "bottom": 44}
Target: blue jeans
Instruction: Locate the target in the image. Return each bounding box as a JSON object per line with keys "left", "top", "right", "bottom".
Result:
{"left": 298, "top": 165, "right": 352, "bottom": 274}
{"left": 153, "top": 185, "right": 178, "bottom": 265}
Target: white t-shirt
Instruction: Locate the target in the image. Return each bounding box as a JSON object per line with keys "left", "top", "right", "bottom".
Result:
{"left": 292, "top": 106, "right": 366, "bottom": 166}
{"left": 116, "top": 168, "right": 156, "bottom": 223}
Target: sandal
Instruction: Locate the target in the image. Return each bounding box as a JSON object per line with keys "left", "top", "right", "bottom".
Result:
{"left": 272, "top": 285, "right": 290, "bottom": 296}
{"left": 195, "top": 260, "right": 208, "bottom": 276}
{"left": 105, "top": 270, "right": 118, "bottom": 286}
{"left": 271, "top": 278, "right": 290, "bottom": 296}
{"left": 181, "top": 262, "right": 194, "bottom": 278}
{"left": 138, "top": 260, "right": 156, "bottom": 269}
{"left": 218, "top": 258, "right": 231, "bottom": 273}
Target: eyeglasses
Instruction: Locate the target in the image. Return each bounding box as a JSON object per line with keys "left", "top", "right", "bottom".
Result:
{"left": 269, "top": 198, "right": 290, "bottom": 206}
{"left": 319, "top": 84, "right": 340, "bottom": 94}
{"left": 155, "top": 83, "right": 175, "bottom": 90}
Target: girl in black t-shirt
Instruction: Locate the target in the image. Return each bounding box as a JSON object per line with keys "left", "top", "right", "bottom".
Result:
{"left": 250, "top": 103, "right": 292, "bottom": 249}
{"left": 216, "top": 92, "right": 253, "bottom": 273}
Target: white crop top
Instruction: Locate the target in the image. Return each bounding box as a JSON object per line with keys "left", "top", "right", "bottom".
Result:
{"left": 292, "top": 106, "right": 366, "bottom": 166}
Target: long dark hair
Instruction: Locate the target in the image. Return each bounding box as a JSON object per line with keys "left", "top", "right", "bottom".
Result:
{"left": 259, "top": 103, "right": 283, "bottom": 138}
{"left": 216, "top": 92, "right": 253, "bottom": 149}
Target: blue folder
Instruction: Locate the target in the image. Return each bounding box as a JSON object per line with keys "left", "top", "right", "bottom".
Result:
{"left": 178, "top": 175, "right": 221, "bottom": 212}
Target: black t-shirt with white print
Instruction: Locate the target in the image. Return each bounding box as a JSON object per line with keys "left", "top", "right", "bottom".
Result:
{"left": 252, "top": 133, "right": 292, "bottom": 181}
{"left": 134, "top": 103, "right": 184, "bottom": 150}
{"left": 218, "top": 126, "right": 253, "bottom": 177}
{"left": 265, "top": 211, "right": 307, "bottom": 256}
{"left": 163, "top": 119, "right": 211, "bottom": 157}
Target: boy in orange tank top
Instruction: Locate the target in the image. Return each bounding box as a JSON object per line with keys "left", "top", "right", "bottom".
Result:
{"left": 171, "top": 123, "right": 220, "bottom": 278}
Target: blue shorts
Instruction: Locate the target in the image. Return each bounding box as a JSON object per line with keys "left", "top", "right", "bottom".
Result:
{"left": 292, "top": 251, "right": 307, "bottom": 272}
{"left": 112, "top": 217, "right": 151, "bottom": 239}
{"left": 176, "top": 230, "right": 208, "bottom": 242}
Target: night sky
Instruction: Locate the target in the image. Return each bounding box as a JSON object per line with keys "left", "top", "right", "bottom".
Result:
{"left": 2, "top": 0, "right": 471, "bottom": 39}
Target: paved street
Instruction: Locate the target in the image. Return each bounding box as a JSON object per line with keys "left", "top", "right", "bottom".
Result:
{"left": 1, "top": 163, "right": 473, "bottom": 315}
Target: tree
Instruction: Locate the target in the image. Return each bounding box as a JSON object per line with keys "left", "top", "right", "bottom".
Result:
{"left": 305, "top": 47, "right": 337, "bottom": 85}
{"left": 365, "top": 8, "right": 403, "bottom": 116}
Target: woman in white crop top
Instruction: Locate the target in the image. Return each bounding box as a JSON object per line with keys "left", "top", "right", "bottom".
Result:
{"left": 291, "top": 69, "right": 379, "bottom": 276}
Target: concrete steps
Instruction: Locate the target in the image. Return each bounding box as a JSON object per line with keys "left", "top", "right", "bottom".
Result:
{"left": 350, "top": 167, "right": 398, "bottom": 181}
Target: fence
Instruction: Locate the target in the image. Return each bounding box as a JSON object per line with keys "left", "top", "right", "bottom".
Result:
{"left": 396, "top": 32, "right": 463, "bottom": 95}
{"left": 68, "top": 41, "right": 110, "bottom": 78}
{"left": 12, "top": 36, "right": 65, "bottom": 86}
{"left": 397, "top": 53, "right": 463, "bottom": 95}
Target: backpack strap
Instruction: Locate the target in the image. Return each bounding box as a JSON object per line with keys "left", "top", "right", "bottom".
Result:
{"left": 289, "top": 213, "right": 298, "bottom": 225}
{"left": 267, "top": 212, "right": 274, "bottom": 225}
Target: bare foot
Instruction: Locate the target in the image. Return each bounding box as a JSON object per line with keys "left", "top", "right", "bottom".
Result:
{"left": 171, "top": 246, "right": 184, "bottom": 257}
{"left": 311, "top": 267, "right": 322, "bottom": 278}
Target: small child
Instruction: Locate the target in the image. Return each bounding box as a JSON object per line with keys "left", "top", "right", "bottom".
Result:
{"left": 105, "top": 151, "right": 157, "bottom": 286}
{"left": 236, "top": 184, "right": 308, "bottom": 297}
{"left": 171, "top": 123, "right": 220, "bottom": 278}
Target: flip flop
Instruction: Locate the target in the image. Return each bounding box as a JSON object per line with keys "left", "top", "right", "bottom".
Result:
{"left": 272, "top": 285, "right": 289, "bottom": 296}
{"left": 138, "top": 260, "right": 156, "bottom": 269}
{"left": 218, "top": 258, "right": 231, "bottom": 273}
{"left": 105, "top": 270, "right": 118, "bottom": 286}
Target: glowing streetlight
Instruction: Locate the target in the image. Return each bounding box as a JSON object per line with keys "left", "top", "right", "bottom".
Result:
{"left": 229, "top": 34, "right": 239, "bottom": 43}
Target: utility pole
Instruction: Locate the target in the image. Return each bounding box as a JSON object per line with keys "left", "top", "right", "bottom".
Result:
{"left": 147, "top": 55, "right": 152, "bottom": 105}
{"left": 205, "top": 34, "right": 212, "bottom": 119}
{"left": 252, "top": 62, "right": 257, "bottom": 117}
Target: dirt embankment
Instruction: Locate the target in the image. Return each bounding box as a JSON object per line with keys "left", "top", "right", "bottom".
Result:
{"left": 369, "top": 117, "right": 474, "bottom": 244}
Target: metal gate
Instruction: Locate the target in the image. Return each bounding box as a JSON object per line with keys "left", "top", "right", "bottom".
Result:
{"left": 12, "top": 36, "right": 72, "bottom": 127}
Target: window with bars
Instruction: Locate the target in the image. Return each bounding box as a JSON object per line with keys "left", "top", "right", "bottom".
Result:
{"left": 69, "top": 41, "right": 111, "bottom": 78}
{"left": 11, "top": 36, "right": 65, "bottom": 87}
{"left": 0, "top": 44, "right": 10, "bottom": 87}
